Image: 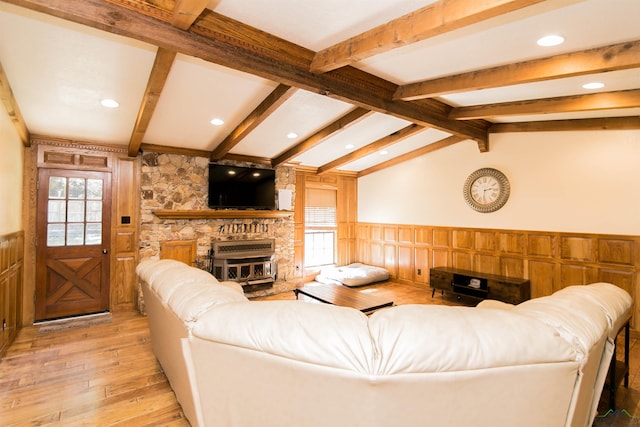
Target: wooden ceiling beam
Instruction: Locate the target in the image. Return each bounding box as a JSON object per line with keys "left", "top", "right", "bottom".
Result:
{"left": 141, "top": 142, "right": 273, "bottom": 165}
{"left": 450, "top": 89, "right": 640, "bottom": 120}
{"left": 171, "top": 0, "right": 209, "bottom": 30}
{"left": 490, "top": 116, "right": 640, "bottom": 133}
{"left": 271, "top": 107, "right": 372, "bottom": 167}
{"left": 210, "top": 84, "right": 297, "bottom": 161}
{"left": 395, "top": 40, "right": 640, "bottom": 101}
{"left": 311, "top": 0, "right": 546, "bottom": 73}
{"left": 4, "top": 0, "right": 488, "bottom": 146}
{"left": 140, "top": 142, "right": 211, "bottom": 158}
{"left": 128, "top": 47, "right": 176, "bottom": 157}
{"left": 317, "top": 124, "right": 426, "bottom": 175}
{"left": 357, "top": 135, "right": 466, "bottom": 178}
{"left": 0, "top": 61, "right": 30, "bottom": 146}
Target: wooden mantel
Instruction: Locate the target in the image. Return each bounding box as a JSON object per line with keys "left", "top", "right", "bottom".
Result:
{"left": 152, "top": 209, "right": 294, "bottom": 219}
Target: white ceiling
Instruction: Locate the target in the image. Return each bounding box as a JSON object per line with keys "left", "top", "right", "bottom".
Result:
{"left": 0, "top": 0, "right": 638, "bottom": 173}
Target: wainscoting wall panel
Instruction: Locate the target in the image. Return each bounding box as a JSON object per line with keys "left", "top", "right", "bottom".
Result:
{"left": 0, "top": 231, "right": 24, "bottom": 357}
{"left": 357, "top": 223, "right": 639, "bottom": 330}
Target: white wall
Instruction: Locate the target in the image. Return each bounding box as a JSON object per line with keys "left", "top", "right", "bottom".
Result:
{"left": 0, "top": 108, "right": 24, "bottom": 235}
{"left": 358, "top": 130, "right": 640, "bottom": 235}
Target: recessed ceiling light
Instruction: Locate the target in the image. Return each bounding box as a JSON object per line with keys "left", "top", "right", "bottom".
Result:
{"left": 379, "top": 150, "right": 388, "bottom": 155}
{"left": 210, "top": 118, "right": 224, "bottom": 126}
{"left": 287, "top": 132, "right": 298, "bottom": 139}
{"left": 100, "top": 98, "right": 119, "bottom": 108}
{"left": 582, "top": 82, "right": 605, "bottom": 90}
{"left": 536, "top": 35, "right": 565, "bottom": 47}
{"left": 345, "top": 144, "right": 355, "bottom": 149}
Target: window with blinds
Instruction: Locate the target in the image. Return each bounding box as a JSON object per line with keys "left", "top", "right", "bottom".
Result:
{"left": 304, "top": 187, "right": 337, "bottom": 267}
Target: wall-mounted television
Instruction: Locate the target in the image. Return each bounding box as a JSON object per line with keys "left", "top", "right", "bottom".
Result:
{"left": 208, "top": 164, "right": 276, "bottom": 210}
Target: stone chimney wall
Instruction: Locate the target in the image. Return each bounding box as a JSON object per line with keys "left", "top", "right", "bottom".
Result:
{"left": 139, "top": 152, "right": 296, "bottom": 296}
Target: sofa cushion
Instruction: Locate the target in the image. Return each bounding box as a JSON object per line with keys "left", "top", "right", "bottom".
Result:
{"left": 513, "top": 292, "right": 609, "bottom": 358}
{"left": 476, "top": 299, "right": 515, "bottom": 310}
{"left": 191, "top": 300, "right": 374, "bottom": 373}
{"left": 552, "top": 283, "right": 632, "bottom": 336}
{"left": 218, "top": 280, "right": 245, "bottom": 293}
{"left": 168, "top": 282, "right": 248, "bottom": 323}
{"left": 137, "top": 260, "right": 220, "bottom": 304}
{"left": 368, "top": 304, "right": 577, "bottom": 375}
{"left": 136, "top": 259, "right": 187, "bottom": 286}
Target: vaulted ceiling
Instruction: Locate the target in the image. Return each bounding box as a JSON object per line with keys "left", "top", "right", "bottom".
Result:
{"left": 1, "top": 0, "right": 639, "bottom": 177}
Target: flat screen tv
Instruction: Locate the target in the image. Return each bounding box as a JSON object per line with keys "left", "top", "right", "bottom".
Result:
{"left": 208, "top": 164, "right": 276, "bottom": 210}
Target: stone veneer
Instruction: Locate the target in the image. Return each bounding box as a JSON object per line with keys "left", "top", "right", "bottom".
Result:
{"left": 139, "top": 152, "right": 296, "bottom": 298}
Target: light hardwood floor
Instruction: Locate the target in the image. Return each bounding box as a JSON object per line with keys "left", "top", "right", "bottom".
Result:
{"left": 1, "top": 282, "right": 638, "bottom": 426}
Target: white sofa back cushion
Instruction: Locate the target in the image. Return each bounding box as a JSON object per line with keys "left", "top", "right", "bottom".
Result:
{"left": 514, "top": 293, "right": 609, "bottom": 358}
{"left": 168, "top": 282, "right": 248, "bottom": 323}
{"left": 554, "top": 283, "right": 633, "bottom": 336}
{"left": 136, "top": 259, "right": 186, "bottom": 287}
{"left": 368, "top": 304, "right": 577, "bottom": 375}
{"left": 137, "top": 259, "right": 220, "bottom": 304}
{"left": 192, "top": 300, "right": 374, "bottom": 373}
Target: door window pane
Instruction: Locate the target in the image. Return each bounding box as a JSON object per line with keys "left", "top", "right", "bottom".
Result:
{"left": 48, "top": 177, "right": 66, "bottom": 199}
{"left": 48, "top": 200, "right": 66, "bottom": 222}
{"left": 67, "top": 200, "right": 85, "bottom": 222}
{"left": 68, "top": 178, "right": 85, "bottom": 199}
{"left": 86, "top": 201, "right": 102, "bottom": 222}
{"left": 67, "top": 223, "right": 85, "bottom": 245}
{"left": 46, "top": 174, "right": 104, "bottom": 247}
{"left": 87, "top": 179, "right": 103, "bottom": 200}
{"left": 85, "top": 223, "right": 102, "bottom": 245}
{"left": 47, "top": 224, "right": 65, "bottom": 247}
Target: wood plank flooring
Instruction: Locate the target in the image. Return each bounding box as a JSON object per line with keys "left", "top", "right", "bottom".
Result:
{"left": 1, "top": 281, "right": 639, "bottom": 426}
{"left": 0, "top": 311, "right": 189, "bottom": 426}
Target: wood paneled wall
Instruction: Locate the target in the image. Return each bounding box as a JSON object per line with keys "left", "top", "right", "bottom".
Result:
{"left": 0, "top": 231, "right": 23, "bottom": 357}
{"left": 295, "top": 171, "right": 357, "bottom": 278}
{"left": 357, "top": 223, "right": 639, "bottom": 327}
{"left": 111, "top": 155, "right": 140, "bottom": 311}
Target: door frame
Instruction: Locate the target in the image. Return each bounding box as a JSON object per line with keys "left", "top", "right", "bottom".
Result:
{"left": 22, "top": 139, "right": 139, "bottom": 326}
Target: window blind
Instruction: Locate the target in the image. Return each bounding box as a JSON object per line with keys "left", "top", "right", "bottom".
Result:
{"left": 305, "top": 188, "right": 336, "bottom": 227}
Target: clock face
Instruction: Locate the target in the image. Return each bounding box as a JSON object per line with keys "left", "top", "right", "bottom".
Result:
{"left": 463, "top": 168, "right": 510, "bottom": 213}
{"left": 470, "top": 176, "right": 500, "bottom": 205}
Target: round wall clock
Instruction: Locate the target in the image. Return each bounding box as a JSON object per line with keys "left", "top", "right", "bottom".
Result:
{"left": 463, "top": 168, "right": 510, "bottom": 213}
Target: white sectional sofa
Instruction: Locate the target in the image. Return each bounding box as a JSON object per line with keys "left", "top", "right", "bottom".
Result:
{"left": 136, "top": 259, "right": 632, "bottom": 427}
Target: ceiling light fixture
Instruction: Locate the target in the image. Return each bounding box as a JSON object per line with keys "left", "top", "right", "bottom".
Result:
{"left": 345, "top": 144, "right": 355, "bottom": 149}
{"left": 582, "top": 82, "right": 605, "bottom": 90}
{"left": 379, "top": 150, "right": 388, "bottom": 155}
{"left": 100, "top": 98, "right": 119, "bottom": 108}
{"left": 210, "top": 118, "right": 224, "bottom": 126}
{"left": 287, "top": 132, "right": 298, "bottom": 139}
{"left": 536, "top": 35, "right": 565, "bottom": 47}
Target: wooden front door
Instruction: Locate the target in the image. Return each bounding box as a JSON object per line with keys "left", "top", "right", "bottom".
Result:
{"left": 36, "top": 169, "right": 111, "bottom": 321}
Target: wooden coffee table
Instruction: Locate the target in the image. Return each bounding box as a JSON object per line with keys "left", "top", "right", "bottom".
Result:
{"left": 294, "top": 282, "right": 393, "bottom": 313}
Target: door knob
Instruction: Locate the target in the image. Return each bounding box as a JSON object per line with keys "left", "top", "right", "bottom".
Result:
{"left": 102, "top": 249, "right": 108, "bottom": 254}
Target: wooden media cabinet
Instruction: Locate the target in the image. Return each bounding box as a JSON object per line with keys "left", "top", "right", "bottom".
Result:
{"left": 430, "top": 267, "right": 530, "bottom": 305}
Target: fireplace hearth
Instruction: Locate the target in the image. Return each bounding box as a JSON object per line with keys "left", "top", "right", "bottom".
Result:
{"left": 211, "top": 239, "right": 277, "bottom": 292}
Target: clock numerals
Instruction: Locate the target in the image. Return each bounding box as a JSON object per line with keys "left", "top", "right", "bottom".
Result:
{"left": 471, "top": 177, "right": 499, "bottom": 204}
{"left": 463, "top": 168, "right": 510, "bottom": 213}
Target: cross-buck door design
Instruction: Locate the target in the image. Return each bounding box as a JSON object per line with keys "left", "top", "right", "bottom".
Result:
{"left": 36, "top": 169, "right": 111, "bottom": 321}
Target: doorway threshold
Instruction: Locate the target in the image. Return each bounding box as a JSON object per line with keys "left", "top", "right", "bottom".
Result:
{"left": 35, "top": 311, "right": 112, "bottom": 333}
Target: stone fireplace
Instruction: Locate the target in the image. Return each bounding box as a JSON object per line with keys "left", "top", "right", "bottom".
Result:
{"left": 139, "top": 152, "right": 296, "bottom": 297}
